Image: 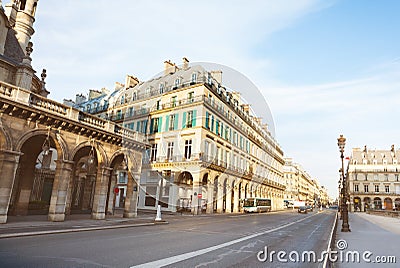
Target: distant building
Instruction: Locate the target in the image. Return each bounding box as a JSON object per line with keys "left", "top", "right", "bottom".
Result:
{"left": 283, "top": 158, "right": 327, "bottom": 207}
{"left": 73, "top": 58, "right": 287, "bottom": 213}
{"left": 348, "top": 145, "right": 400, "bottom": 212}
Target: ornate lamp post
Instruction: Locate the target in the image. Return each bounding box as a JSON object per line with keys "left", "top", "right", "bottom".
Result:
{"left": 337, "top": 134, "right": 350, "bottom": 232}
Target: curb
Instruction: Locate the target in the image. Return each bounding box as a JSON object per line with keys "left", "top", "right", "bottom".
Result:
{"left": 0, "top": 221, "right": 169, "bottom": 239}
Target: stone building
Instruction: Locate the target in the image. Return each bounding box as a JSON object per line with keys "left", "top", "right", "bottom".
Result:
{"left": 283, "top": 157, "right": 327, "bottom": 207}
{"left": 348, "top": 145, "right": 400, "bottom": 212}
{"left": 73, "top": 59, "right": 286, "bottom": 213}
{"left": 0, "top": 1, "right": 148, "bottom": 223}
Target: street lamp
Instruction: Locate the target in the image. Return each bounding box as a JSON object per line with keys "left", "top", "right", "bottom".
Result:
{"left": 337, "top": 134, "right": 350, "bottom": 232}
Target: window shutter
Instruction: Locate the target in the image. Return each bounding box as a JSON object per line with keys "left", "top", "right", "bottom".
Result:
{"left": 165, "top": 115, "right": 170, "bottom": 132}
{"left": 182, "top": 112, "right": 187, "bottom": 128}
{"left": 158, "top": 117, "right": 162, "bottom": 133}
{"left": 192, "top": 110, "right": 196, "bottom": 127}
{"left": 150, "top": 119, "right": 154, "bottom": 134}
{"left": 174, "top": 114, "right": 179, "bottom": 130}
{"left": 136, "top": 121, "right": 140, "bottom": 132}
{"left": 144, "top": 120, "right": 148, "bottom": 134}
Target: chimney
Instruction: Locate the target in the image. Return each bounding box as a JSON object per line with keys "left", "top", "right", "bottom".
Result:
{"left": 125, "top": 75, "right": 139, "bottom": 88}
{"left": 89, "top": 89, "right": 103, "bottom": 100}
{"left": 75, "top": 94, "right": 87, "bottom": 104}
{"left": 211, "top": 70, "right": 222, "bottom": 85}
{"left": 114, "top": 82, "right": 124, "bottom": 90}
{"left": 164, "top": 60, "right": 176, "bottom": 75}
{"left": 182, "top": 57, "right": 189, "bottom": 69}
{"left": 241, "top": 104, "right": 250, "bottom": 113}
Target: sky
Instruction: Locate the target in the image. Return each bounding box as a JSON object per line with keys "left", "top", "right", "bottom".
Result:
{"left": 23, "top": 0, "right": 400, "bottom": 198}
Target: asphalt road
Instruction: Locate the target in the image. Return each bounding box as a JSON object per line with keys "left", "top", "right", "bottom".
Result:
{"left": 0, "top": 209, "right": 336, "bottom": 268}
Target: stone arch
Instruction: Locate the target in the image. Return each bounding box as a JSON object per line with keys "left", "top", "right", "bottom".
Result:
{"left": 0, "top": 126, "right": 12, "bottom": 150}
{"left": 363, "top": 197, "right": 371, "bottom": 210}
{"left": 10, "top": 128, "right": 67, "bottom": 216}
{"left": 373, "top": 197, "right": 382, "bottom": 210}
{"left": 395, "top": 198, "right": 400, "bottom": 211}
{"left": 71, "top": 140, "right": 108, "bottom": 167}
{"left": 384, "top": 197, "right": 393, "bottom": 210}
{"left": 353, "top": 196, "right": 361, "bottom": 212}
{"left": 15, "top": 128, "right": 68, "bottom": 160}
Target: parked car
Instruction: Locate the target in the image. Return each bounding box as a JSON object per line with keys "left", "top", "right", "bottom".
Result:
{"left": 298, "top": 206, "right": 308, "bottom": 213}
{"left": 306, "top": 205, "right": 313, "bottom": 212}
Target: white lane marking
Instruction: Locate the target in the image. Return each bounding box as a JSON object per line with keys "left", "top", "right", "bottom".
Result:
{"left": 131, "top": 213, "right": 318, "bottom": 268}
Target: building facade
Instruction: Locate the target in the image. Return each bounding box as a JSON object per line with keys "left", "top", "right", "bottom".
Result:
{"left": 0, "top": 1, "right": 148, "bottom": 223}
{"left": 283, "top": 158, "right": 328, "bottom": 207}
{"left": 348, "top": 145, "right": 400, "bottom": 212}
{"left": 72, "top": 59, "right": 286, "bottom": 213}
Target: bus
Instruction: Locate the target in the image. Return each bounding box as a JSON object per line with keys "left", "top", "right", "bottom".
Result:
{"left": 243, "top": 198, "right": 272, "bottom": 213}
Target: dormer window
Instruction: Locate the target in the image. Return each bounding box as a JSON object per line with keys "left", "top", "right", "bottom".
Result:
{"left": 120, "top": 95, "right": 125, "bottom": 104}
{"left": 175, "top": 78, "right": 181, "bottom": 87}
{"left": 191, "top": 73, "right": 197, "bottom": 83}
{"left": 159, "top": 83, "right": 165, "bottom": 94}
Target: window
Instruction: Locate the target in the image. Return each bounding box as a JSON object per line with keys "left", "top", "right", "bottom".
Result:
{"left": 175, "top": 78, "right": 181, "bottom": 87}
{"left": 216, "top": 119, "right": 220, "bottom": 135}
{"left": 156, "top": 100, "right": 161, "bottom": 110}
{"left": 374, "top": 185, "right": 379, "bottom": 193}
{"left": 167, "top": 142, "right": 174, "bottom": 160}
{"left": 185, "top": 111, "right": 195, "bottom": 128}
{"left": 145, "top": 87, "right": 151, "bottom": 96}
{"left": 152, "top": 117, "right": 160, "bottom": 133}
{"left": 171, "top": 96, "right": 177, "bottom": 107}
{"left": 354, "top": 185, "right": 359, "bottom": 192}
{"left": 191, "top": 73, "right": 197, "bottom": 83}
{"left": 120, "top": 95, "right": 125, "bottom": 104}
{"left": 169, "top": 114, "right": 175, "bottom": 131}
{"left": 204, "top": 140, "right": 209, "bottom": 157}
{"left": 385, "top": 174, "right": 389, "bottom": 181}
{"left": 205, "top": 112, "right": 210, "bottom": 129}
{"left": 385, "top": 185, "right": 390, "bottom": 193}
{"left": 118, "top": 172, "right": 127, "bottom": 184}
{"left": 184, "top": 140, "right": 192, "bottom": 159}
{"left": 207, "top": 73, "right": 212, "bottom": 85}
{"left": 364, "top": 185, "right": 369, "bottom": 193}
{"left": 396, "top": 174, "right": 399, "bottom": 181}
{"left": 150, "top": 144, "right": 157, "bottom": 162}
{"left": 159, "top": 83, "right": 164, "bottom": 94}
{"left": 188, "top": 91, "right": 194, "bottom": 103}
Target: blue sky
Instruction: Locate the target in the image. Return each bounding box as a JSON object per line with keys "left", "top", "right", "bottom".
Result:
{"left": 23, "top": 0, "right": 400, "bottom": 197}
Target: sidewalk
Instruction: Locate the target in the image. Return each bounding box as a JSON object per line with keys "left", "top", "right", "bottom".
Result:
{"left": 0, "top": 210, "right": 168, "bottom": 239}
{"left": 335, "top": 212, "right": 400, "bottom": 267}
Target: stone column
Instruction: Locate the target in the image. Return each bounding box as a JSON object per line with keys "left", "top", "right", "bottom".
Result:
{"left": 206, "top": 180, "right": 214, "bottom": 214}
{"left": 48, "top": 160, "right": 74, "bottom": 222}
{"left": 216, "top": 181, "right": 224, "bottom": 213}
{"left": 124, "top": 172, "right": 139, "bottom": 218}
{"left": 91, "top": 167, "right": 112, "bottom": 220}
{"left": 191, "top": 173, "right": 201, "bottom": 215}
{"left": 233, "top": 182, "right": 240, "bottom": 213}
{"left": 170, "top": 174, "right": 178, "bottom": 212}
{"left": 0, "top": 150, "right": 21, "bottom": 223}
{"left": 225, "top": 179, "right": 232, "bottom": 213}
{"left": 106, "top": 173, "right": 117, "bottom": 215}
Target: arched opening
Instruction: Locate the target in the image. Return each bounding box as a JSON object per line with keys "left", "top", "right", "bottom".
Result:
{"left": 10, "top": 134, "right": 58, "bottom": 215}
{"left": 363, "top": 197, "right": 371, "bottom": 211}
{"left": 176, "top": 171, "right": 193, "bottom": 212}
{"left": 384, "top": 198, "right": 393, "bottom": 210}
{"left": 353, "top": 197, "right": 361, "bottom": 212}
{"left": 70, "top": 146, "right": 98, "bottom": 214}
{"left": 244, "top": 184, "right": 248, "bottom": 199}
{"left": 106, "top": 154, "right": 127, "bottom": 215}
{"left": 230, "top": 181, "right": 235, "bottom": 213}
{"left": 394, "top": 198, "right": 400, "bottom": 211}
{"left": 201, "top": 173, "right": 208, "bottom": 212}
{"left": 213, "top": 176, "right": 218, "bottom": 212}
{"left": 373, "top": 197, "right": 382, "bottom": 210}
{"left": 223, "top": 178, "right": 227, "bottom": 212}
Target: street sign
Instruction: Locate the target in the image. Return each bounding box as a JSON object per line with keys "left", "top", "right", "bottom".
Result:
{"left": 114, "top": 187, "right": 120, "bottom": 194}
{"left": 197, "top": 193, "right": 202, "bottom": 198}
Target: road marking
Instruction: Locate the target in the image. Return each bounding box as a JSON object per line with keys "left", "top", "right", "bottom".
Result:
{"left": 131, "top": 213, "right": 319, "bottom": 268}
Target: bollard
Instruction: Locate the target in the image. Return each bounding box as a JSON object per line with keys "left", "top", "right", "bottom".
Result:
{"left": 155, "top": 204, "right": 162, "bottom": 221}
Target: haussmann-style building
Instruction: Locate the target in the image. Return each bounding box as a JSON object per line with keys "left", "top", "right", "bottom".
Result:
{"left": 68, "top": 58, "right": 287, "bottom": 214}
